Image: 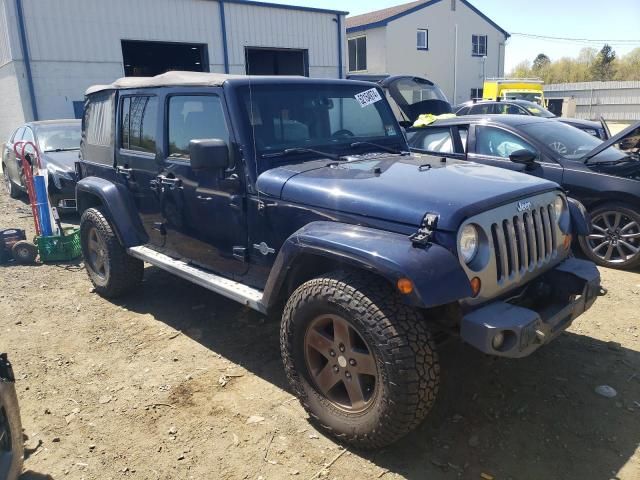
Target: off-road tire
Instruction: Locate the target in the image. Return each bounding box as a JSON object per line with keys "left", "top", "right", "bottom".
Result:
{"left": 11, "top": 241, "right": 37, "bottom": 264}
{"left": 2, "top": 164, "right": 20, "bottom": 199}
{"left": 0, "top": 382, "right": 24, "bottom": 480}
{"left": 80, "top": 207, "right": 143, "bottom": 298}
{"left": 281, "top": 270, "right": 439, "bottom": 449}
{"left": 578, "top": 203, "right": 640, "bottom": 270}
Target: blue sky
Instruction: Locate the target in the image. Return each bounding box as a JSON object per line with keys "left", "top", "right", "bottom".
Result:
{"left": 259, "top": 0, "right": 640, "bottom": 72}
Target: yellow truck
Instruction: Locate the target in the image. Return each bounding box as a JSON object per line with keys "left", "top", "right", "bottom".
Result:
{"left": 482, "top": 78, "right": 545, "bottom": 105}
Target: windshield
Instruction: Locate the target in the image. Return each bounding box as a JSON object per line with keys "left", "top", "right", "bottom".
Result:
{"left": 237, "top": 84, "right": 404, "bottom": 159}
{"left": 36, "top": 123, "right": 81, "bottom": 152}
{"left": 519, "top": 121, "right": 626, "bottom": 163}
{"left": 518, "top": 101, "right": 555, "bottom": 118}
{"left": 502, "top": 92, "right": 542, "bottom": 104}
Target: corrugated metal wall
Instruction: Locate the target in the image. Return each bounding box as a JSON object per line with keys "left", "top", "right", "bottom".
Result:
{"left": 224, "top": 2, "right": 341, "bottom": 78}
{"left": 5, "top": 0, "right": 343, "bottom": 123}
{"left": 545, "top": 81, "right": 640, "bottom": 121}
{"left": 0, "top": 0, "right": 14, "bottom": 66}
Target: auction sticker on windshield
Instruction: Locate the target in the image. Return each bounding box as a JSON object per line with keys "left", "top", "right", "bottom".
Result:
{"left": 355, "top": 88, "right": 382, "bottom": 108}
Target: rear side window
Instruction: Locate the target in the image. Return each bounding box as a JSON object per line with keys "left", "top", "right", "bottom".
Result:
{"left": 85, "top": 96, "right": 113, "bottom": 147}
{"left": 167, "top": 95, "right": 229, "bottom": 159}
{"left": 455, "top": 106, "right": 470, "bottom": 115}
{"left": 413, "top": 127, "right": 453, "bottom": 153}
{"left": 120, "top": 96, "right": 158, "bottom": 154}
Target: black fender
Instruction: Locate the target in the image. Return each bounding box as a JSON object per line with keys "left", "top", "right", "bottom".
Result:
{"left": 262, "top": 221, "right": 472, "bottom": 309}
{"left": 76, "top": 177, "right": 148, "bottom": 247}
{"left": 568, "top": 197, "right": 590, "bottom": 236}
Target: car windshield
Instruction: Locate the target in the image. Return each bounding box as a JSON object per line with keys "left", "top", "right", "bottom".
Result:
{"left": 518, "top": 101, "right": 555, "bottom": 118}
{"left": 36, "top": 124, "right": 81, "bottom": 152}
{"left": 519, "top": 121, "right": 627, "bottom": 163}
{"left": 237, "top": 84, "right": 404, "bottom": 160}
{"left": 503, "top": 92, "right": 542, "bottom": 104}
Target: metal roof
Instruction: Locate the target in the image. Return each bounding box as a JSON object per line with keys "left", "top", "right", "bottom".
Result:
{"left": 346, "top": 0, "right": 509, "bottom": 38}
{"left": 222, "top": 0, "right": 348, "bottom": 16}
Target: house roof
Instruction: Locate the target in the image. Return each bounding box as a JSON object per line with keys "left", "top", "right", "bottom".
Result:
{"left": 346, "top": 0, "right": 509, "bottom": 38}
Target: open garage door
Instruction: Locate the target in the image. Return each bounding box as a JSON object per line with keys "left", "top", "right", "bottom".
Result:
{"left": 245, "top": 48, "right": 308, "bottom": 76}
{"left": 122, "top": 40, "right": 209, "bottom": 77}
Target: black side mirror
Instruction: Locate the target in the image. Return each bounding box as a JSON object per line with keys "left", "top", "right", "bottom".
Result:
{"left": 509, "top": 149, "right": 538, "bottom": 169}
{"left": 189, "top": 139, "right": 228, "bottom": 170}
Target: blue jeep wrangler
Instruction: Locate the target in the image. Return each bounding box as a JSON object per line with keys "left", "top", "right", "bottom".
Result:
{"left": 76, "top": 72, "right": 601, "bottom": 448}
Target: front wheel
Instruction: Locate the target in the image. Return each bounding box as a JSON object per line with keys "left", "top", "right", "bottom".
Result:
{"left": 0, "top": 381, "right": 23, "bottom": 480}
{"left": 281, "top": 271, "right": 439, "bottom": 449}
{"left": 579, "top": 203, "right": 640, "bottom": 270}
{"left": 80, "top": 207, "right": 144, "bottom": 298}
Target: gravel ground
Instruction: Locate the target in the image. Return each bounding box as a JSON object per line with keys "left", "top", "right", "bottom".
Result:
{"left": 1, "top": 187, "right": 639, "bottom": 480}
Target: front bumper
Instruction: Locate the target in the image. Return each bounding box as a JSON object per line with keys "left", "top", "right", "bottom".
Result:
{"left": 48, "top": 176, "right": 77, "bottom": 212}
{"left": 460, "top": 257, "right": 601, "bottom": 358}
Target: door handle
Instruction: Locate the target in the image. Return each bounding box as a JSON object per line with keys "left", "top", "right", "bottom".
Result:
{"left": 196, "top": 195, "right": 213, "bottom": 201}
{"left": 116, "top": 166, "right": 133, "bottom": 177}
{"left": 156, "top": 175, "right": 182, "bottom": 190}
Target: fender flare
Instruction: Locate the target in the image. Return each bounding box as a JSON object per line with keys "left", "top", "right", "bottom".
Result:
{"left": 76, "top": 177, "right": 147, "bottom": 247}
{"left": 262, "top": 221, "right": 472, "bottom": 309}
{"left": 567, "top": 197, "right": 590, "bottom": 236}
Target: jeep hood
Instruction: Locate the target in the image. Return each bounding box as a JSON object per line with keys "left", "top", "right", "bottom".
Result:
{"left": 257, "top": 154, "right": 559, "bottom": 231}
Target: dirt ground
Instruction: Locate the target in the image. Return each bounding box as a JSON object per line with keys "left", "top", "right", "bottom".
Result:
{"left": 1, "top": 187, "right": 639, "bottom": 480}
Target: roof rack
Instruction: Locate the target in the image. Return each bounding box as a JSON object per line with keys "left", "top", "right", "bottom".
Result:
{"left": 485, "top": 77, "right": 543, "bottom": 83}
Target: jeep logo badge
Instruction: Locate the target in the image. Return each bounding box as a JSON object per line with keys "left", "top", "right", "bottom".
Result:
{"left": 517, "top": 201, "right": 532, "bottom": 212}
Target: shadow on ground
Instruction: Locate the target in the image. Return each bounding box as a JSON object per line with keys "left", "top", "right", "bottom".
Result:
{"left": 115, "top": 265, "right": 639, "bottom": 480}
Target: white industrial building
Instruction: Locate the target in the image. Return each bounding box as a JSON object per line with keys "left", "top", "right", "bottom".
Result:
{"left": 346, "top": 0, "right": 509, "bottom": 106}
{"left": 0, "top": 0, "right": 348, "bottom": 141}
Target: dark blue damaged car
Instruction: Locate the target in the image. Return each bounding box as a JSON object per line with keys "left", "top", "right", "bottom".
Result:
{"left": 75, "top": 72, "right": 601, "bottom": 449}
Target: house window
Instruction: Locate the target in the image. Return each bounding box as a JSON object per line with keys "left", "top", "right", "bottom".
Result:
{"left": 470, "top": 88, "right": 483, "bottom": 100}
{"left": 417, "top": 29, "right": 428, "bottom": 50}
{"left": 472, "top": 35, "right": 487, "bottom": 56}
{"left": 348, "top": 36, "right": 367, "bottom": 72}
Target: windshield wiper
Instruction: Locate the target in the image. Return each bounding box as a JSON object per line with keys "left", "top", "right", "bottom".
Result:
{"left": 261, "top": 147, "right": 342, "bottom": 161}
{"left": 44, "top": 148, "right": 79, "bottom": 153}
{"left": 349, "top": 142, "right": 408, "bottom": 156}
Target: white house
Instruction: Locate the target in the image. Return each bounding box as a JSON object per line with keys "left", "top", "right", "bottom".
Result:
{"left": 346, "top": 0, "right": 509, "bottom": 105}
{"left": 0, "top": 0, "right": 348, "bottom": 141}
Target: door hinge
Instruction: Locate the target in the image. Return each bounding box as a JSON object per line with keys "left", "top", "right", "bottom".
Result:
{"left": 409, "top": 213, "right": 439, "bottom": 247}
{"left": 233, "top": 246, "right": 248, "bottom": 262}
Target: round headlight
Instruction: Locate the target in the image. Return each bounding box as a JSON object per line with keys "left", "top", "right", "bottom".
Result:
{"left": 553, "top": 195, "right": 566, "bottom": 218}
{"left": 459, "top": 224, "right": 479, "bottom": 264}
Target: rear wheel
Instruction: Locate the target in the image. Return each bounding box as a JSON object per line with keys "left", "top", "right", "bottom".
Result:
{"left": 281, "top": 271, "right": 439, "bottom": 449}
{"left": 0, "top": 382, "right": 23, "bottom": 480}
{"left": 2, "top": 164, "right": 20, "bottom": 199}
{"left": 80, "top": 207, "right": 144, "bottom": 297}
{"left": 579, "top": 203, "right": 640, "bottom": 269}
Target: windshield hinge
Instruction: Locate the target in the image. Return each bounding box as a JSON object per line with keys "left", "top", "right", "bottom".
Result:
{"left": 410, "top": 213, "right": 439, "bottom": 247}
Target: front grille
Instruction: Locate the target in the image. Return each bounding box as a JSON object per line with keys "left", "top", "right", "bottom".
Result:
{"left": 491, "top": 203, "right": 557, "bottom": 283}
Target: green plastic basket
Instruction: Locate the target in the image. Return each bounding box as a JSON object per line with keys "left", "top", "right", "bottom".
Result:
{"left": 35, "top": 227, "right": 82, "bottom": 262}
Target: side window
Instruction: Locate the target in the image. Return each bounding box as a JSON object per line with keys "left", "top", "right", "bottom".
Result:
{"left": 11, "top": 127, "right": 25, "bottom": 142}
{"left": 417, "top": 29, "right": 428, "bottom": 50}
{"left": 475, "top": 126, "right": 537, "bottom": 159}
{"left": 22, "top": 128, "right": 34, "bottom": 143}
{"left": 469, "top": 103, "right": 494, "bottom": 115}
{"left": 457, "top": 126, "right": 469, "bottom": 153}
{"left": 348, "top": 36, "right": 367, "bottom": 72}
{"left": 168, "top": 95, "right": 229, "bottom": 159}
{"left": 120, "top": 96, "right": 158, "bottom": 154}
{"left": 414, "top": 128, "right": 453, "bottom": 153}
{"left": 455, "top": 106, "right": 470, "bottom": 115}
{"left": 472, "top": 34, "right": 487, "bottom": 56}
{"left": 85, "top": 95, "right": 113, "bottom": 147}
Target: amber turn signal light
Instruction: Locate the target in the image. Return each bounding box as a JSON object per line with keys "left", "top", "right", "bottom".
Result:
{"left": 470, "top": 277, "right": 481, "bottom": 297}
{"left": 397, "top": 278, "right": 414, "bottom": 295}
{"left": 563, "top": 234, "right": 572, "bottom": 251}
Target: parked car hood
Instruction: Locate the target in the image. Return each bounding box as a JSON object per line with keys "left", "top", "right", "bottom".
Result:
{"left": 582, "top": 120, "right": 640, "bottom": 162}
{"left": 257, "top": 154, "right": 558, "bottom": 231}
{"left": 41, "top": 149, "right": 79, "bottom": 172}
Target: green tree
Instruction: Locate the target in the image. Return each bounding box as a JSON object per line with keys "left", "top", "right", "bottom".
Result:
{"left": 510, "top": 60, "right": 532, "bottom": 78}
{"left": 532, "top": 53, "right": 551, "bottom": 73}
{"left": 615, "top": 47, "right": 640, "bottom": 80}
{"left": 591, "top": 44, "right": 617, "bottom": 81}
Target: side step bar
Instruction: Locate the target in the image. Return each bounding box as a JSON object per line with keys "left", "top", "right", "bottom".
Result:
{"left": 127, "top": 246, "right": 266, "bottom": 314}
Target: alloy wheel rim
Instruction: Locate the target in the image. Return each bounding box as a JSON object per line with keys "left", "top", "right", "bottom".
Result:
{"left": 87, "top": 227, "right": 108, "bottom": 279}
{"left": 304, "top": 314, "right": 378, "bottom": 413}
{"left": 586, "top": 211, "right": 640, "bottom": 264}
